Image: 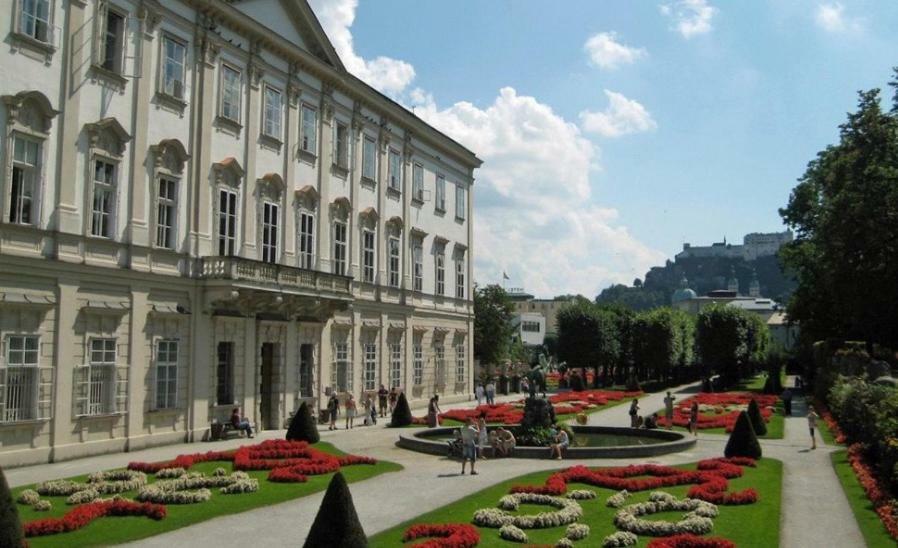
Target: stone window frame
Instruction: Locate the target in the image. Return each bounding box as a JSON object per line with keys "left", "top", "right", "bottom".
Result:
{"left": 11, "top": 0, "right": 58, "bottom": 60}
{"left": 153, "top": 338, "right": 179, "bottom": 410}
{"left": 211, "top": 158, "right": 244, "bottom": 256}
{"left": 257, "top": 173, "right": 285, "bottom": 265}
{"left": 454, "top": 246, "right": 466, "bottom": 300}
{"left": 299, "top": 102, "right": 318, "bottom": 157}
{"left": 330, "top": 197, "right": 351, "bottom": 276}
{"left": 149, "top": 139, "right": 189, "bottom": 251}
{"left": 0, "top": 333, "right": 41, "bottom": 423}
{"left": 155, "top": 31, "right": 189, "bottom": 110}
{"left": 91, "top": 1, "right": 130, "bottom": 86}
{"left": 261, "top": 83, "right": 284, "bottom": 144}
{"left": 361, "top": 134, "right": 377, "bottom": 184}
{"left": 217, "top": 62, "right": 243, "bottom": 129}
{"left": 294, "top": 186, "right": 318, "bottom": 270}
{"left": 83, "top": 118, "right": 130, "bottom": 240}
{"left": 434, "top": 173, "right": 446, "bottom": 213}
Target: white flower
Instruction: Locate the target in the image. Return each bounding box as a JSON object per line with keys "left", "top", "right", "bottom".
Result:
{"left": 220, "top": 479, "right": 259, "bottom": 494}
{"left": 556, "top": 539, "right": 575, "bottom": 548}
{"left": 613, "top": 493, "right": 718, "bottom": 536}
{"left": 567, "top": 489, "right": 597, "bottom": 500}
{"left": 602, "top": 531, "right": 638, "bottom": 547}
{"left": 17, "top": 489, "right": 40, "bottom": 505}
{"left": 606, "top": 490, "right": 632, "bottom": 508}
{"left": 472, "top": 493, "right": 583, "bottom": 529}
{"left": 66, "top": 488, "right": 100, "bottom": 505}
{"left": 36, "top": 480, "right": 91, "bottom": 496}
{"left": 156, "top": 467, "right": 187, "bottom": 479}
{"left": 566, "top": 523, "right": 590, "bottom": 540}
{"left": 32, "top": 500, "right": 52, "bottom": 512}
{"left": 499, "top": 524, "right": 529, "bottom": 543}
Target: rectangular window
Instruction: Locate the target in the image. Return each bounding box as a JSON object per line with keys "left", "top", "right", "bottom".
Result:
{"left": 87, "top": 338, "right": 116, "bottom": 415}
{"left": 3, "top": 335, "right": 39, "bottom": 422}
{"left": 435, "top": 175, "right": 446, "bottom": 211}
{"left": 362, "top": 230, "right": 375, "bottom": 283}
{"left": 456, "top": 184, "right": 466, "bottom": 220}
{"left": 388, "top": 149, "right": 401, "bottom": 191}
{"left": 435, "top": 251, "right": 445, "bottom": 296}
{"left": 333, "top": 341, "right": 350, "bottom": 392}
{"left": 413, "top": 242, "right": 423, "bottom": 291}
{"left": 456, "top": 344, "right": 466, "bottom": 384}
{"left": 216, "top": 342, "right": 234, "bottom": 405}
{"left": 456, "top": 254, "right": 465, "bottom": 299}
{"left": 20, "top": 0, "right": 51, "bottom": 43}
{"left": 388, "top": 237, "right": 400, "bottom": 288}
{"left": 299, "top": 211, "right": 314, "bottom": 269}
{"left": 220, "top": 65, "right": 241, "bottom": 122}
{"left": 362, "top": 136, "right": 377, "bottom": 181}
{"left": 262, "top": 202, "right": 279, "bottom": 263}
{"left": 218, "top": 189, "right": 237, "bottom": 255}
{"left": 9, "top": 135, "right": 40, "bottom": 225}
{"left": 155, "top": 339, "right": 178, "bottom": 409}
{"left": 301, "top": 104, "right": 318, "bottom": 153}
{"left": 299, "top": 344, "right": 313, "bottom": 397}
{"left": 333, "top": 221, "right": 347, "bottom": 276}
{"left": 162, "top": 36, "right": 187, "bottom": 99}
{"left": 101, "top": 9, "right": 125, "bottom": 74}
{"left": 363, "top": 343, "right": 376, "bottom": 391}
{"left": 390, "top": 342, "right": 402, "bottom": 388}
{"left": 434, "top": 344, "right": 445, "bottom": 386}
{"left": 413, "top": 344, "right": 423, "bottom": 386}
{"left": 334, "top": 122, "right": 349, "bottom": 169}
{"left": 155, "top": 178, "right": 177, "bottom": 249}
{"left": 412, "top": 163, "right": 424, "bottom": 201}
{"left": 263, "top": 86, "right": 283, "bottom": 138}
{"left": 91, "top": 159, "right": 116, "bottom": 238}
{"left": 522, "top": 321, "right": 541, "bottom": 332}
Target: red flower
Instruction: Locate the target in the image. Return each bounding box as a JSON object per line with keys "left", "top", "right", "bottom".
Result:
{"left": 402, "top": 523, "right": 480, "bottom": 547}
{"left": 647, "top": 534, "right": 736, "bottom": 548}
{"left": 657, "top": 392, "right": 779, "bottom": 432}
{"left": 24, "top": 500, "right": 166, "bottom": 537}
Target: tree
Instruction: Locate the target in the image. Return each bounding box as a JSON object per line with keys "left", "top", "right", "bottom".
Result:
{"left": 557, "top": 301, "right": 619, "bottom": 388}
{"left": 696, "top": 305, "right": 750, "bottom": 387}
{"left": 0, "top": 466, "right": 24, "bottom": 548}
{"left": 724, "top": 411, "right": 762, "bottom": 459}
{"left": 390, "top": 392, "right": 412, "bottom": 427}
{"left": 286, "top": 402, "right": 320, "bottom": 443}
{"left": 779, "top": 70, "right": 898, "bottom": 351}
{"left": 303, "top": 472, "right": 368, "bottom": 548}
{"left": 746, "top": 399, "right": 767, "bottom": 436}
{"left": 474, "top": 284, "right": 515, "bottom": 376}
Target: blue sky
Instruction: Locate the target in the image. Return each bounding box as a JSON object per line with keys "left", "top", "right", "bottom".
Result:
{"left": 309, "top": 0, "right": 898, "bottom": 298}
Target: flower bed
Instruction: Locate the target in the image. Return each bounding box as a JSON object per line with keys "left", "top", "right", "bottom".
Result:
{"left": 814, "top": 399, "right": 847, "bottom": 444}
{"left": 401, "top": 523, "right": 480, "bottom": 547}
{"left": 473, "top": 492, "right": 583, "bottom": 529}
{"left": 613, "top": 491, "right": 718, "bottom": 537}
{"left": 23, "top": 499, "right": 166, "bottom": 537}
{"left": 646, "top": 534, "right": 736, "bottom": 548}
{"left": 846, "top": 443, "right": 898, "bottom": 540}
{"left": 657, "top": 392, "right": 778, "bottom": 432}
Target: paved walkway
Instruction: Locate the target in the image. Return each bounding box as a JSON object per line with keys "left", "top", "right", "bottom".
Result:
{"left": 6, "top": 380, "right": 867, "bottom": 547}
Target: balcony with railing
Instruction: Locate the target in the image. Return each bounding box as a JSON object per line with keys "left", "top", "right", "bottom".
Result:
{"left": 198, "top": 256, "right": 353, "bottom": 300}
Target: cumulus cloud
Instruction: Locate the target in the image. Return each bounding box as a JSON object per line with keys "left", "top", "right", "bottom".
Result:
{"left": 660, "top": 0, "right": 716, "bottom": 38}
{"left": 309, "top": 0, "right": 415, "bottom": 95}
{"left": 583, "top": 32, "right": 647, "bottom": 70}
{"left": 815, "top": 3, "right": 863, "bottom": 33}
{"left": 579, "top": 90, "right": 657, "bottom": 138}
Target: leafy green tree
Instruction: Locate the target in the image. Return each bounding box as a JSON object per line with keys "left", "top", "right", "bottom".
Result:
{"left": 557, "top": 301, "right": 620, "bottom": 387}
{"left": 779, "top": 70, "right": 898, "bottom": 350}
{"left": 0, "top": 466, "right": 23, "bottom": 548}
{"left": 473, "top": 284, "right": 515, "bottom": 376}
{"left": 286, "top": 401, "right": 320, "bottom": 443}
{"left": 696, "top": 305, "right": 749, "bottom": 387}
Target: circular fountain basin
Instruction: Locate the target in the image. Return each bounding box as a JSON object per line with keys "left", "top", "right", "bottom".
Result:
{"left": 396, "top": 425, "right": 695, "bottom": 459}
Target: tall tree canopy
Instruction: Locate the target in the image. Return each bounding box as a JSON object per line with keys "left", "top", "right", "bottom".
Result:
{"left": 473, "top": 284, "right": 515, "bottom": 368}
{"left": 779, "top": 70, "right": 898, "bottom": 349}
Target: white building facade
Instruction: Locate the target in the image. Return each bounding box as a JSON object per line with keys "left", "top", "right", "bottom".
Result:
{"left": 0, "top": 0, "right": 480, "bottom": 467}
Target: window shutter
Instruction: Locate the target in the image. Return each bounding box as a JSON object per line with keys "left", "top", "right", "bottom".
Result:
{"left": 115, "top": 364, "right": 128, "bottom": 413}
{"left": 37, "top": 366, "right": 53, "bottom": 420}
{"left": 74, "top": 366, "right": 89, "bottom": 416}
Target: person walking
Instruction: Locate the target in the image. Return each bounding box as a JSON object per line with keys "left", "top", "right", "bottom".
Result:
{"left": 628, "top": 399, "right": 640, "bottom": 428}
{"left": 377, "top": 384, "right": 389, "bottom": 417}
{"left": 689, "top": 400, "right": 700, "bottom": 436}
{"left": 808, "top": 405, "right": 820, "bottom": 450}
{"left": 663, "top": 391, "right": 676, "bottom": 430}
{"left": 782, "top": 388, "right": 793, "bottom": 416}
{"left": 344, "top": 393, "right": 357, "bottom": 429}
{"left": 475, "top": 383, "right": 485, "bottom": 406}
{"left": 427, "top": 394, "right": 442, "bottom": 427}
{"left": 477, "top": 415, "right": 489, "bottom": 459}
{"left": 327, "top": 391, "right": 340, "bottom": 431}
{"left": 460, "top": 418, "right": 479, "bottom": 475}
{"left": 485, "top": 381, "right": 496, "bottom": 405}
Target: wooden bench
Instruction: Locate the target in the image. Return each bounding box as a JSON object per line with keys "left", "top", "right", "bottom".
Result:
{"left": 210, "top": 422, "right": 246, "bottom": 441}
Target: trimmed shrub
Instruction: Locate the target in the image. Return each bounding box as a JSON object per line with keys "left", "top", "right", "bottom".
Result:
{"left": 303, "top": 472, "right": 367, "bottom": 548}
{"left": 0, "top": 465, "right": 24, "bottom": 548}
{"left": 746, "top": 399, "right": 767, "bottom": 436}
{"left": 724, "top": 411, "right": 762, "bottom": 459}
{"left": 390, "top": 392, "right": 412, "bottom": 427}
{"left": 287, "top": 402, "right": 320, "bottom": 443}
{"left": 569, "top": 372, "right": 585, "bottom": 392}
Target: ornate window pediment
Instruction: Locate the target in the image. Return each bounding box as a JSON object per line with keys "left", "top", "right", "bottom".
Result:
{"left": 258, "top": 173, "right": 284, "bottom": 201}
{"left": 84, "top": 118, "right": 130, "bottom": 157}
{"left": 150, "top": 139, "right": 190, "bottom": 176}
{"left": 3, "top": 91, "right": 59, "bottom": 134}
{"left": 358, "top": 206, "right": 378, "bottom": 229}
{"left": 212, "top": 157, "right": 244, "bottom": 187}
{"left": 330, "top": 196, "right": 351, "bottom": 220}
{"left": 294, "top": 185, "right": 319, "bottom": 211}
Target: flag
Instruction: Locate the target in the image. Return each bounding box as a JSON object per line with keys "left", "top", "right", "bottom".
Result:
{"left": 502, "top": 271, "right": 510, "bottom": 280}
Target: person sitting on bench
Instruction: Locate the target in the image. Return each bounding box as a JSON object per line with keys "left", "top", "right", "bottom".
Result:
{"left": 230, "top": 407, "right": 254, "bottom": 438}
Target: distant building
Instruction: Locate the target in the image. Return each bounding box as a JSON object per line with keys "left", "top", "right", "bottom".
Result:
{"left": 671, "top": 278, "right": 779, "bottom": 321}
{"left": 676, "top": 231, "right": 793, "bottom": 262}
{"left": 511, "top": 313, "right": 546, "bottom": 347}
{"left": 507, "top": 288, "right": 571, "bottom": 336}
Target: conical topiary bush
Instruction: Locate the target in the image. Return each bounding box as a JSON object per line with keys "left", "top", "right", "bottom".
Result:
{"left": 303, "top": 472, "right": 367, "bottom": 548}
{"left": 0, "top": 465, "right": 24, "bottom": 548}
{"left": 287, "top": 402, "right": 320, "bottom": 443}
{"left": 724, "top": 411, "right": 762, "bottom": 459}
{"left": 390, "top": 392, "right": 412, "bottom": 427}
{"left": 746, "top": 399, "right": 767, "bottom": 436}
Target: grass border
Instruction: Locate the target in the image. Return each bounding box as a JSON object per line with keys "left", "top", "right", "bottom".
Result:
{"left": 830, "top": 449, "right": 896, "bottom": 548}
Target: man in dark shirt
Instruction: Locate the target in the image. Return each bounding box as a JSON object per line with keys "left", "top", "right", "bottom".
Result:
{"left": 377, "top": 384, "right": 389, "bottom": 417}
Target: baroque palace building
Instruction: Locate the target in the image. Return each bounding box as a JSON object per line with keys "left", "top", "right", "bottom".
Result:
{"left": 0, "top": 0, "right": 480, "bottom": 467}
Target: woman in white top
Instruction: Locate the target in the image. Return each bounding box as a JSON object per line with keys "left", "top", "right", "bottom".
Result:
{"left": 477, "top": 416, "right": 489, "bottom": 459}
{"left": 807, "top": 405, "right": 819, "bottom": 450}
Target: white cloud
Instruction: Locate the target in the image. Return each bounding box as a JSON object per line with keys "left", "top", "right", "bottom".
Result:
{"left": 660, "top": 0, "right": 716, "bottom": 39}
{"left": 583, "top": 32, "right": 647, "bottom": 70}
{"left": 308, "top": 0, "right": 415, "bottom": 96}
{"left": 815, "top": 3, "right": 863, "bottom": 33}
{"left": 579, "top": 90, "right": 658, "bottom": 138}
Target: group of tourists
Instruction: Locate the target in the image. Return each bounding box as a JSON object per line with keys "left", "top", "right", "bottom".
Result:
{"left": 326, "top": 384, "right": 401, "bottom": 430}
{"left": 474, "top": 381, "right": 497, "bottom": 406}
{"left": 454, "top": 415, "right": 519, "bottom": 474}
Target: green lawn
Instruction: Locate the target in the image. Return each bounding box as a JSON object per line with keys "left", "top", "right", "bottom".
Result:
{"left": 816, "top": 415, "right": 836, "bottom": 446}
{"left": 14, "top": 441, "right": 402, "bottom": 547}
{"left": 831, "top": 450, "right": 896, "bottom": 548}
{"left": 369, "top": 458, "right": 783, "bottom": 548}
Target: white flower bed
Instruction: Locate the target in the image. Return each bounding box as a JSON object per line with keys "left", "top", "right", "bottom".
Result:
{"left": 606, "top": 490, "right": 632, "bottom": 508}
{"left": 66, "top": 488, "right": 100, "bottom": 505}
{"left": 155, "top": 467, "right": 187, "bottom": 479}
{"left": 137, "top": 485, "right": 212, "bottom": 504}
{"left": 213, "top": 467, "right": 228, "bottom": 477}
{"left": 37, "top": 480, "right": 91, "bottom": 496}
{"left": 220, "top": 478, "right": 259, "bottom": 494}
{"left": 613, "top": 492, "right": 718, "bottom": 536}
{"left": 499, "top": 524, "right": 528, "bottom": 543}
{"left": 567, "top": 489, "right": 596, "bottom": 500}
{"left": 87, "top": 470, "right": 148, "bottom": 494}
{"left": 602, "top": 531, "right": 638, "bottom": 547}
{"left": 17, "top": 489, "right": 40, "bottom": 505}
{"left": 32, "top": 500, "right": 52, "bottom": 512}
{"left": 555, "top": 539, "right": 574, "bottom": 548}
{"left": 474, "top": 493, "right": 582, "bottom": 529}
{"left": 565, "top": 523, "right": 590, "bottom": 540}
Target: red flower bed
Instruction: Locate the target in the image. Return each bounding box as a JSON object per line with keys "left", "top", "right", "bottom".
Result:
{"left": 510, "top": 457, "right": 758, "bottom": 505}
{"left": 402, "top": 523, "right": 480, "bottom": 547}
{"left": 24, "top": 500, "right": 166, "bottom": 537}
{"left": 657, "top": 392, "right": 778, "bottom": 432}
{"left": 847, "top": 443, "right": 898, "bottom": 539}
{"left": 814, "top": 400, "right": 847, "bottom": 444}
{"left": 647, "top": 534, "right": 736, "bottom": 548}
